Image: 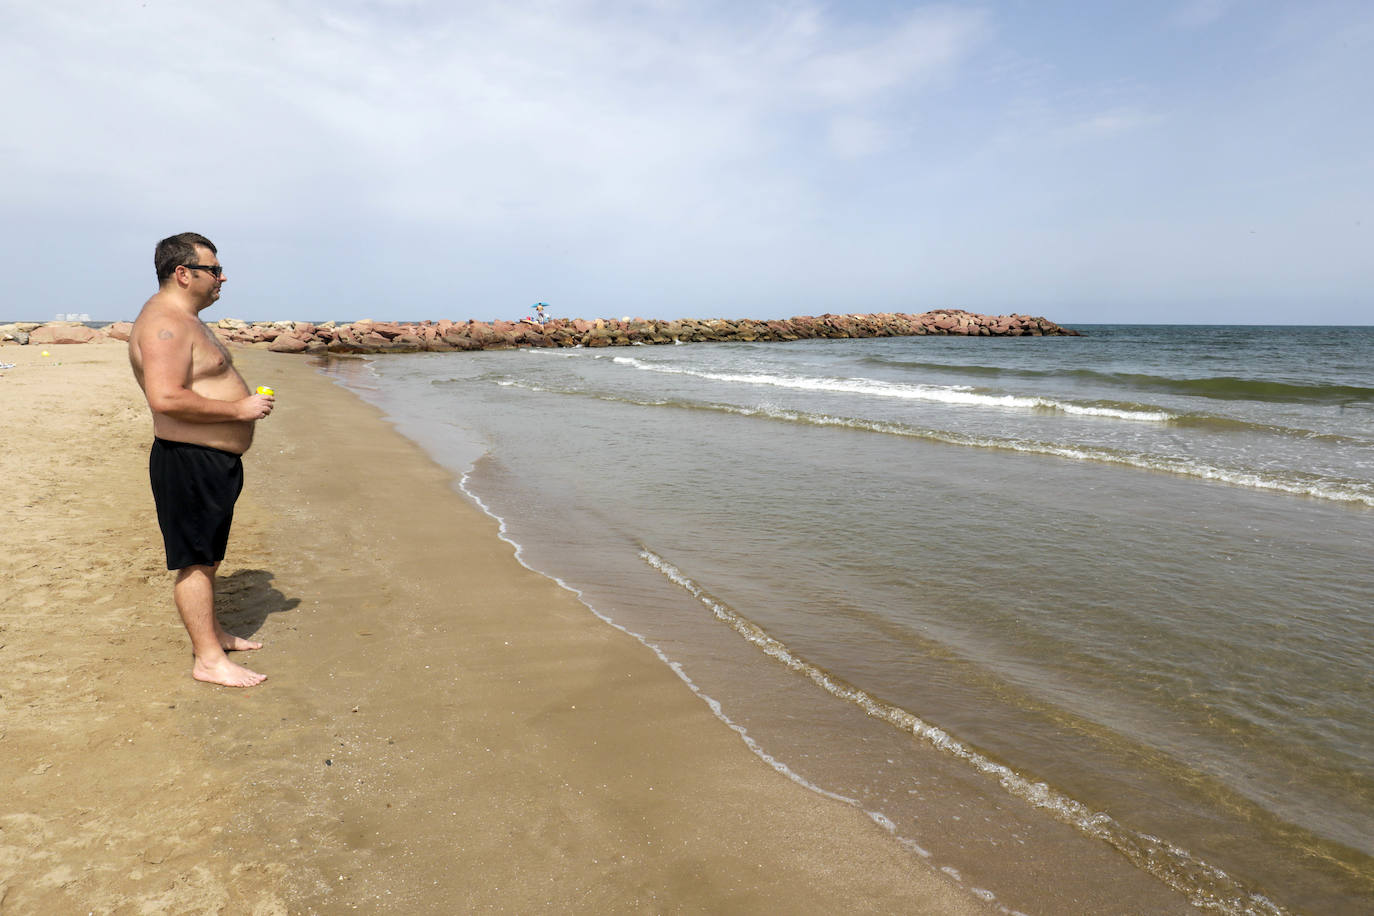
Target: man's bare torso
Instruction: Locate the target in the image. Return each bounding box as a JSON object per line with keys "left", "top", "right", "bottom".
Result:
{"left": 130, "top": 299, "right": 256, "bottom": 454}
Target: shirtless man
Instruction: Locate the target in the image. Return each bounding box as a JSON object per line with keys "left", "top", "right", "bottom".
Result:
{"left": 129, "top": 232, "right": 275, "bottom": 687}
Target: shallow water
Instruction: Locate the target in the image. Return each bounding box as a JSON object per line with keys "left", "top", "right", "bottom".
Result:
{"left": 321, "top": 326, "right": 1374, "bottom": 914}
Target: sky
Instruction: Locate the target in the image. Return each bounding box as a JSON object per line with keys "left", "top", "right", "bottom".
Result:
{"left": 2, "top": 0, "right": 1370, "bottom": 325}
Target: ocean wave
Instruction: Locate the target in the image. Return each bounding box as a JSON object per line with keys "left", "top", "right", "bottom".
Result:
{"left": 609, "top": 355, "right": 1176, "bottom": 423}
{"left": 1122, "top": 374, "right": 1374, "bottom": 406}
{"left": 1167, "top": 413, "right": 1374, "bottom": 446}
{"left": 722, "top": 404, "right": 1374, "bottom": 508}
{"left": 641, "top": 550, "right": 1287, "bottom": 916}
{"left": 428, "top": 376, "right": 1374, "bottom": 513}
{"left": 860, "top": 357, "right": 1374, "bottom": 407}
{"left": 460, "top": 374, "right": 1374, "bottom": 507}
{"left": 433, "top": 372, "right": 1374, "bottom": 446}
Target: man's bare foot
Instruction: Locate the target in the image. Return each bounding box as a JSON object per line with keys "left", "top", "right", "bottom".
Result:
{"left": 217, "top": 630, "right": 263, "bottom": 652}
{"left": 192, "top": 655, "right": 267, "bottom": 688}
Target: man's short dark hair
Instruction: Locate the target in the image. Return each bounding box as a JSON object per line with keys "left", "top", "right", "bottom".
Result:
{"left": 155, "top": 232, "right": 217, "bottom": 284}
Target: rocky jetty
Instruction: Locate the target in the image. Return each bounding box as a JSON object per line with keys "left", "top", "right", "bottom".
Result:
{"left": 2, "top": 311, "right": 1078, "bottom": 353}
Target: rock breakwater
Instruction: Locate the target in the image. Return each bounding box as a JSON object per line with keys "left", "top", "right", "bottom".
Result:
{"left": 2, "top": 311, "right": 1078, "bottom": 353}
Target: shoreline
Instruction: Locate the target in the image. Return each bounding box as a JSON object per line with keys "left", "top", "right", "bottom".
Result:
{"left": 1, "top": 342, "right": 995, "bottom": 912}
{"left": 325, "top": 349, "right": 1223, "bottom": 915}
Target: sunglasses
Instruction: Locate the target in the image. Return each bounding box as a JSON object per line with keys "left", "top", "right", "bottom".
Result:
{"left": 183, "top": 263, "right": 224, "bottom": 279}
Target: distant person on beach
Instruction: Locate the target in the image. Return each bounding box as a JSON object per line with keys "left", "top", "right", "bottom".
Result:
{"left": 128, "top": 232, "right": 275, "bottom": 688}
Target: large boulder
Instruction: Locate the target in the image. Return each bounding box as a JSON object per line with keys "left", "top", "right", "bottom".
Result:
{"left": 29, "top": 324, "right": 98, "bottom": 345}
{"left": 369, "top": 322, "right": 405, "bottom": 340}
{"left": 268, "top": 335, "right": 308, "bottom": 353}
{"left": 441, "top": 332, "right": 483, "bottom": 351}
{"left": 103, "top": 321, "right": 134, "bottom": 341}
{"left": 391, "top": 334, "right": 425, "bottom": 351}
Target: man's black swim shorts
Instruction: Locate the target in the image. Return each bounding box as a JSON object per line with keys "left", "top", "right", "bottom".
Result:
{"left": 149, "top": 437, "right": 245, "bottom": 570}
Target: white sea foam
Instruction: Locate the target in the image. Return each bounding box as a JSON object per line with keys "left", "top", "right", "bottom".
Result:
{"left": 610, "top": 355, "right": 1175, "bottom": 422}
{"left": 477, "top": 375, "right": 1374, "bottom": 507}
{"left": 724, "top": 404, "right": 1374, "bottom": 507}
{"left": 641, "top": 550, "right": 1288, "bottom": 916}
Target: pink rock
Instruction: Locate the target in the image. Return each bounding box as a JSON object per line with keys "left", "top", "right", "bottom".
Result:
{"left": 105, "top": 321, "right": 134, "bottom": 341}
{"left": 442, "top": 333, "right": 482, "bottom": 351}
{"left": 268, "top": 335, "right": 308, "bottom": 353}
{"left": 464, "top": 323, "right": 495, "bottom": 345}
{"left": 29, "top": 324, "right": 98, "bottom": 345}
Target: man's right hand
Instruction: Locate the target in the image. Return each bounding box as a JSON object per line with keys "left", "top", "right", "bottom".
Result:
{"left": 239, "top": 393, "right": 275, "bottom": 420}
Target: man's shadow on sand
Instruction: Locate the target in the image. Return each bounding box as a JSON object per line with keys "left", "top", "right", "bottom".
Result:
{"left": 214, "top": 569, "right": 299, "bottom": 639}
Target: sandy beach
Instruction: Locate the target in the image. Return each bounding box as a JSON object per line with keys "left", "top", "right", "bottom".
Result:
{"left": 0, "top": 341, "right": 1002, "bottom": 913}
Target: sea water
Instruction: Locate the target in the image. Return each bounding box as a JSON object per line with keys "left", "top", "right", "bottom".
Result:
{"left": 320, "top": 325, "right": 1373, "bottom": 914}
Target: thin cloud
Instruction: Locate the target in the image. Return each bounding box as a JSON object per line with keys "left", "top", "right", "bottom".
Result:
{"left": 826, "top": 115, "right": 892, "bottom": 158}
{"left": 1170, "top": 0, "right": 1239, "bottom": 29}
{"left": 786, "top": 6, "right": 987, "bottom": 106}
{"left": 1066, "top": 108, "right": 1160, "bottom": 139}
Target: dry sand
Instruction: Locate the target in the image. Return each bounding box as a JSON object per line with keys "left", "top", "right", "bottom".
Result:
{"left": 0, "top": 342, "right": 994, "bottom": 913}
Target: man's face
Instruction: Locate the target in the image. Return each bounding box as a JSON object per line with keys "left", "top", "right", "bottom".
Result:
{"left": 182, "top": 245, "right": 225, "bottom": 308}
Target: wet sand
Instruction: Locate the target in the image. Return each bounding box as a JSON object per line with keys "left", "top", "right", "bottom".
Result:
{"left": 0, "top": 342, "right": 995, "bottom": 913}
